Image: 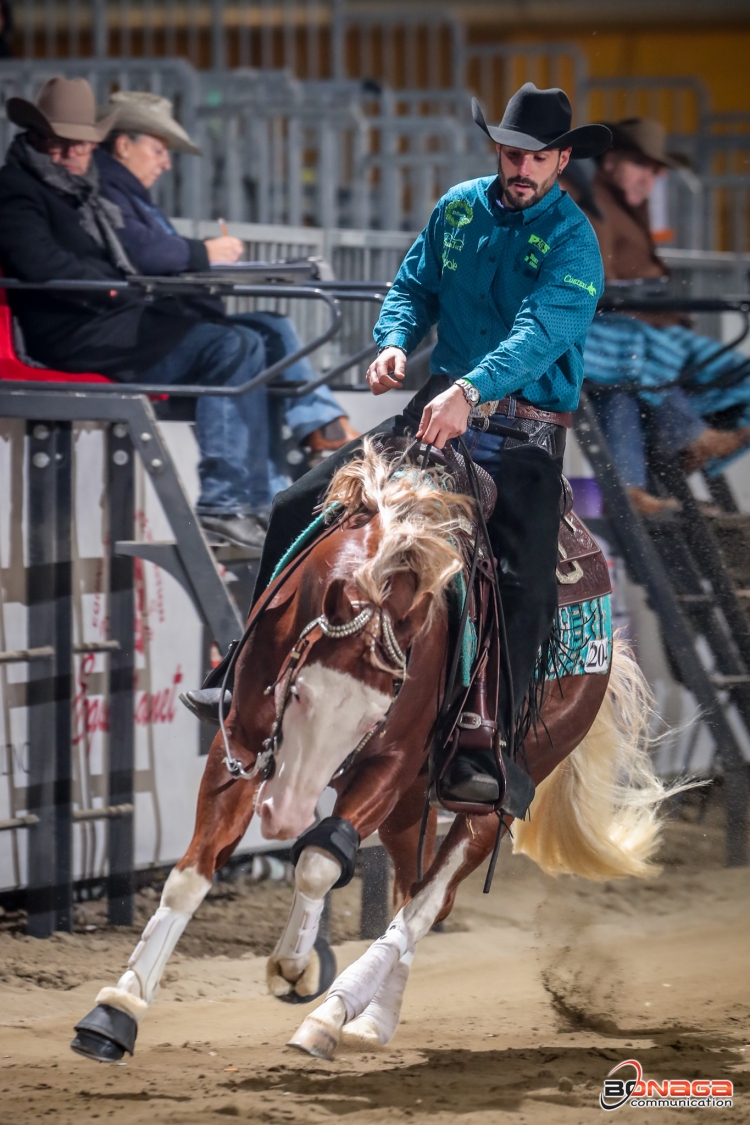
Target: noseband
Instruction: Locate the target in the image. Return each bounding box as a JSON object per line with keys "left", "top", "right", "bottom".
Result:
{"left": 223, "top": 603, "right": 407, "bottom": 782}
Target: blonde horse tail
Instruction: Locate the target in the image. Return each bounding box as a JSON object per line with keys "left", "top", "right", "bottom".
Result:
{"left": 513, "top": 635, "right": 695, "bottom": 881}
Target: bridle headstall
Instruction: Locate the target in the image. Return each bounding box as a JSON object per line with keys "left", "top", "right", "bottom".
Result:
{"left": 222, "top": 600, "right": 407, "bottom": 783}
{"left": 218, "top": 437, "right": 431, "bottom": 785}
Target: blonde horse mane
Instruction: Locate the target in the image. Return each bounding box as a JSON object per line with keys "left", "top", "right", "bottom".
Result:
{"left": 513, "top": 635, "right": 699, "bottom": 881}
{"left": 325, "top": 438, "right": 474, "bottom": 626}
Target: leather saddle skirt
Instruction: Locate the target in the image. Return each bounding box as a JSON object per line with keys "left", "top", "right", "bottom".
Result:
{"left": 556, "top": 509, "right": 611, "bottom": 607}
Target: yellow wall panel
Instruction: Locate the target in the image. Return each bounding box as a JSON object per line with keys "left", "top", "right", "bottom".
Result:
{"left": 489, "top": 26, "right": 750, "bottom": 118}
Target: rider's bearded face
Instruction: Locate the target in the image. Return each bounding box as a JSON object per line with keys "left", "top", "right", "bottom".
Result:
{"left": 496, "top": 144, "right": 572, "bottom": 210}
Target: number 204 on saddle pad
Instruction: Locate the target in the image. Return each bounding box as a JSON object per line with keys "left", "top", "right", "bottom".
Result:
{"left": 550, "top": 511, "right": 612, "bottom": 679}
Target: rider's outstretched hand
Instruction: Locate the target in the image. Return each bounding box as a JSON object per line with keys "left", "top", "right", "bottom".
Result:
{"left": 417, "top": 384, "right": 471, "bottom": 449}
{"left": 366, "top": 347, "right": 406, "bottom": 395}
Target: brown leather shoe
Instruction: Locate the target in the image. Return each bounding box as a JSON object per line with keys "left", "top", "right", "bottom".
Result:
{"left": 627, "top": 487, "right": 681, "bottom": 516}
{"left": 304, "top": 416, "right": 360, "bottom": 453}
{"left": 682, "top": 426, "right": 750, "bottom": 474}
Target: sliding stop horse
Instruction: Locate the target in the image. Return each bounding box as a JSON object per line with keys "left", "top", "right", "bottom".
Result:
{"left": 71, "top": 441, "right": 673, "bottom": 1064}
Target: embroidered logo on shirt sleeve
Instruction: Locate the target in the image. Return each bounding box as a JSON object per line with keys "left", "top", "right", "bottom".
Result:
{"left": 564, "top": 274, "right": 599, "bottom": 297}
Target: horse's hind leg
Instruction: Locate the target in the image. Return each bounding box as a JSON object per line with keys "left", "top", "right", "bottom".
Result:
{"left": 71, "top": 732, "right": 259, "bottom": 1064}
{"left": 332, "top": 775, "right": 437, "bottom": 1047}
{"left": 289, "top": 813, "right": 500, "bottom": 1059}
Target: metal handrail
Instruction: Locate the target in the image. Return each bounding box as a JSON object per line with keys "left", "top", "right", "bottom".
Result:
{"left": 597, "top": 296, "right": 750, "bottom": 314}
{"left": 0, "top": 282, "right": 342, "bottom": 397}
{"left": 595, "top": 295, "right": 750, "bottom": 391}
{"left": 4, "top": 281, "right": 750, "bottom": 402}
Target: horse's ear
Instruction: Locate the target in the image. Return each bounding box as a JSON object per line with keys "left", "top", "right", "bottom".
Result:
{"left": 323, "top": 577, "right": 356, "bottom": 626}
{"left": 398, "top": 592, "right": 433, "bottom": 639}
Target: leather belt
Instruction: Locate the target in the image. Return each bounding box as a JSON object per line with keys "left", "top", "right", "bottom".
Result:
{"left": 488, "top": 397, "right": 573, "bottom": 429}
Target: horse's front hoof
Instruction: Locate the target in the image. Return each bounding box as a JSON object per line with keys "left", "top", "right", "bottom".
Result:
{"left": 287, "top": 1016, "right": 339, "bottom": 1060}
{"left": 70, "top": 1029, "right": 126, "bottom": 1063}
{"left": 273, "top": 937, "right": 337, "bottom": 1005}
{"left": 71, "top": 1004, "right": 137, "bottom": 1064}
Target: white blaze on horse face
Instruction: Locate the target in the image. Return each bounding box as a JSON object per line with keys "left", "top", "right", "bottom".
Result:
{"left": 257, "top": 662, "right": 391, "bottom": 840}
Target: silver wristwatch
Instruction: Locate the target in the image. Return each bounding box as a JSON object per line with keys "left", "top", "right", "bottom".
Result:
{"left": 456, "top": 378, "right": 481, "bottom": 407}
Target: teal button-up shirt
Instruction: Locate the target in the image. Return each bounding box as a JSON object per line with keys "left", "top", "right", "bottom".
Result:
{"left": 374, "top": 177, "right": 603, "bottom": 411}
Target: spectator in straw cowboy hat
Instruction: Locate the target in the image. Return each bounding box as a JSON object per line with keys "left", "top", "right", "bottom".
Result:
{"left": 95, "top": 90, "right": 358, "bottom": 466}
{"left": 564, "top": 117, "right": 750, "bottom": 513}
{"left": 0, "top": 76, "right": 289, "bottom": 553}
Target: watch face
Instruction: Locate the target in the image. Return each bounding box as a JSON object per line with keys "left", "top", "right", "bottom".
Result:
{"left": 461, "top": 381, "right": 480, "bottom": 404}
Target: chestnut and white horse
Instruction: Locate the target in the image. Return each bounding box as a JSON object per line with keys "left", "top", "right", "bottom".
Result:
{"left": 72, "top": 442, "right": 673, "bottom": 1063}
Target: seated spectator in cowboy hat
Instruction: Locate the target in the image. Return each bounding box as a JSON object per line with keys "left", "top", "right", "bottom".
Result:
{"left": 94, "top": 90, "right": 358, "bottom": 463}
{"left": 563, "top": 118, "right": 750, "bottom": 514}
{"left": 0, "top": 76, "right": 291, "bottom": 553}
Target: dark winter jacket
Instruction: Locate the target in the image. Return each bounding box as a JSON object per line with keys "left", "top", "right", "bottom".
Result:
{"left": 95, "top": 148, "right": 210, "bottom": 275}
{"left": 0, "top": 159, "right": 198, "bottom": 379}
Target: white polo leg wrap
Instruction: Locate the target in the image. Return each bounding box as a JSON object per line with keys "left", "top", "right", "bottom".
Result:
{"left": 271, "top": 890, "right": 326, "bottom": 976}
{"left": 95, "top": 866, "right": 210, "bottom": 1022}
{"left": 270, "top": 846, "right": 341, "bottom": 981}
{"left": 349, "top": 957, "right": 412, "bottom": 1044}
{"left": 328, "top": 913, "right": 413, "bottom": 1025}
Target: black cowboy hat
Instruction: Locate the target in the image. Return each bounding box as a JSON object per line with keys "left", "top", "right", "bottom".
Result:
{"left": 472, "top": 83, "right": 611, "bottom": 160}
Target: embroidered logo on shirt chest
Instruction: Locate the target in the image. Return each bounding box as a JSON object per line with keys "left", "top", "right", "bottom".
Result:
{"left": 523, "top": 233, "right": 551, "bottom": 270}
{"left": 442, "top": 200, "right": 474, "bottom": 271}
{"left": 446, "top": 200, "right": 474, "bottom": 229}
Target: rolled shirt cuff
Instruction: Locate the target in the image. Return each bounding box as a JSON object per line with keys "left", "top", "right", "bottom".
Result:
{"left": 373, "top": 332, "right": 410, "bottom": 353}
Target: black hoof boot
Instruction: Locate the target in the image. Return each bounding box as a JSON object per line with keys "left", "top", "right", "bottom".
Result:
{"left": 278, "top": 936, "right": 337, "bottom": 1005}
{"left": 71, "top": 1004, "right": 137, "bottom": 1064}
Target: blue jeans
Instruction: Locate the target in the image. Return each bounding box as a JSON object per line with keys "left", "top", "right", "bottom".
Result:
{"left": 591, "top": 386, "right": 707, "bottom": 489}
{"left": 233, "top": 312, "right": 343, "bottom": 442}
{"left": 233, "top": 312, "right": 345, "bottom": 495}
{"left": 460, "top": 425, "right": 507, "bottom": 477}
{"left": 140, "top": 321, "right": 272, "bottom": 516}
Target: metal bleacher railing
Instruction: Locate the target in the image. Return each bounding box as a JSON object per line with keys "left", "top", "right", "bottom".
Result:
{"left": 1, "top": 4, "right": 749, "bottom": 248}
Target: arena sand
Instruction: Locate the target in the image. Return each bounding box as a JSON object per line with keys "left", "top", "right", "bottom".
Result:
{"left": 0, "top": 794, "right": 748, "bottom": 1124}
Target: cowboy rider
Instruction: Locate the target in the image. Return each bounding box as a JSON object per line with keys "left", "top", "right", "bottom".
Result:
{"left": 185, "top": 83, "right": 610, "bottom": 807}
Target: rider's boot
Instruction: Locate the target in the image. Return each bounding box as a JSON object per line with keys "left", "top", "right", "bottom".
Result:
{"left": 441, "top": 749, "right": 500, "bottom": 804}
{"left": 179, "top": 639, "right": 238, "bottom": 724}
{"left": 305, "top": 417, "right": 360, "bottom": 466}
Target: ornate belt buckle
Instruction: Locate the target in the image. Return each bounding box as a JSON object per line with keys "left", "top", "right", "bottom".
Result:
{"left": 457, "top": 712, "right": 482, "bottom": 730}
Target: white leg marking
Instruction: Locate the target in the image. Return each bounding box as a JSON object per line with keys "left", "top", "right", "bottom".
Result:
{"left": 324, "top": 839, "right": 469, "bottom": 1052}
{"left": 267, "top": 847, "right": 341, "bottom": 996}
{"left": 95, "top": 866, "right": 211, "bottom": 1022}
{"left": 401, "top": 838, "right": 468, "bottom": 945}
